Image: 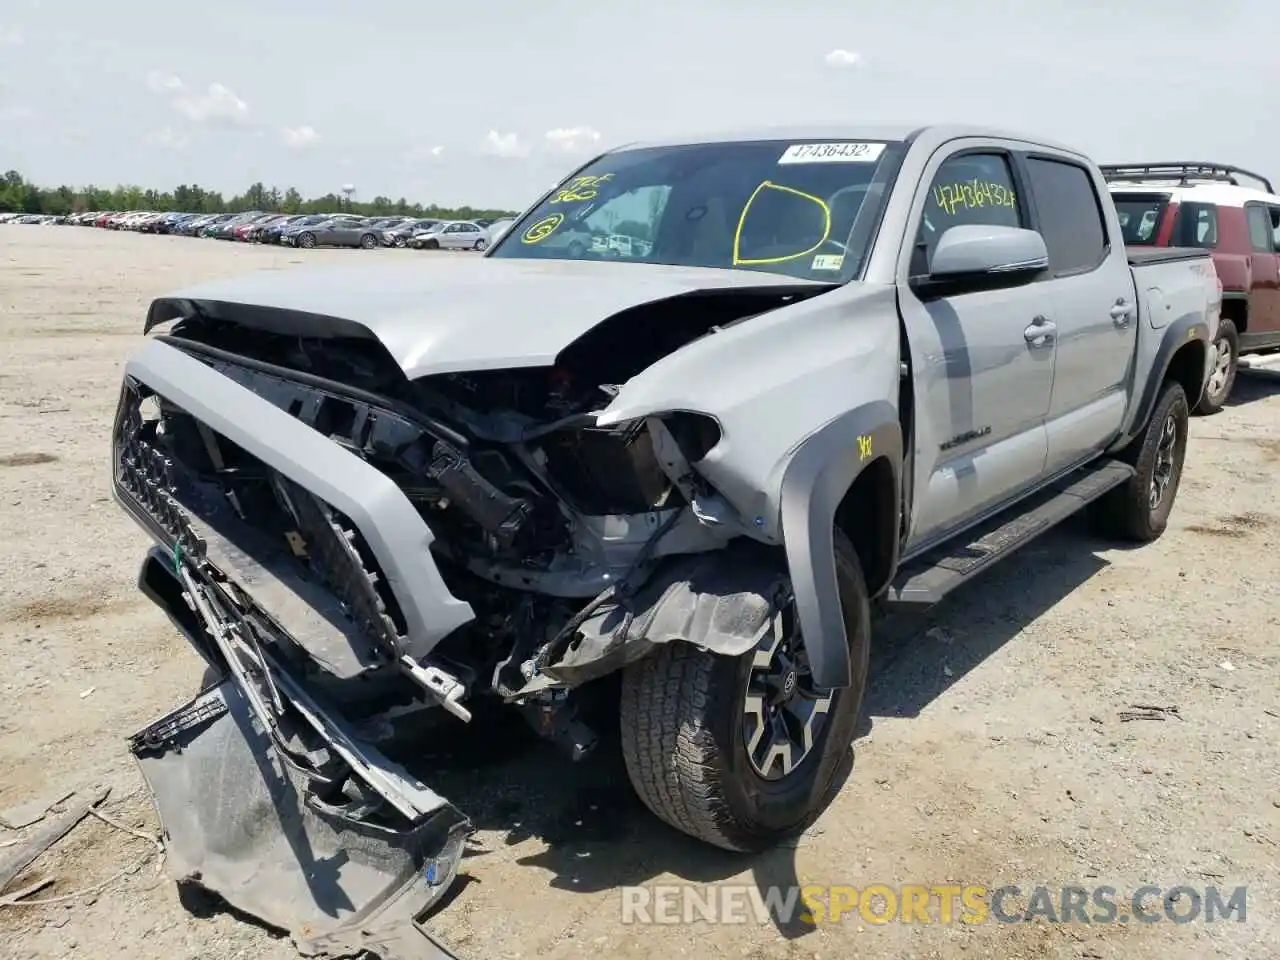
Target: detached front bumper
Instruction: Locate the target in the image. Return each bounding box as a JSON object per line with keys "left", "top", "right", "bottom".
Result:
{"left": 131, "top": 550, "right": 468, "bottom": 960}
{"left": 111, "top": 338, "right": 480, "bottom": 958}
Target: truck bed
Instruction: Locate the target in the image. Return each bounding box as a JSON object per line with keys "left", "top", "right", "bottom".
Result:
{"left": 1125, "top": 246, "right": 1211, "bottom": 267}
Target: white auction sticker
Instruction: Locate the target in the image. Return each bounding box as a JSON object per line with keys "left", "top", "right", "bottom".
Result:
{"left": 811, "top": 254, "right": 845, "bottom": 271}
{"left": 777, "top": 142, "right": 886, "bottom": 164}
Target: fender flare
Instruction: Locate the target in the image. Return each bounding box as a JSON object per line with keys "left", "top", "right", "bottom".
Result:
{"left": 1111, "top": 312, "right": 1211, "bottom": 452}
{"left": 778, "top": 402, "right": 902, "bottom": 689}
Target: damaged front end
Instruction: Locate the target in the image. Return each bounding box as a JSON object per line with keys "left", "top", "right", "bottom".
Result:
{"left": 111, "top": 294, "right": 794, "bottom": 956}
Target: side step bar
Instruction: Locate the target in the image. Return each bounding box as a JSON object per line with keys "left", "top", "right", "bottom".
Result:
{"left": 885, "top": 458, "right": 1135, "bottom": 607}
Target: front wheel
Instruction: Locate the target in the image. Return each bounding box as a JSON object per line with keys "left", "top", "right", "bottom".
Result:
{"left": 359, "top": 233, "right": 378, "bottom": 249}
{"left": 1194, "top": 318, "right": 1238, "bottom": 415}
{"left": 1092, "top": 380, "right": 1189, "bottom": 542}
{"left": 297, "top": 232, "right": 316, "bottom": 249}
{"left": 619, "top": 532, "right": 870, "bottom": 852}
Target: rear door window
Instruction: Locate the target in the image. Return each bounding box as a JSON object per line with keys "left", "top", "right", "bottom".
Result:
{"left": 1245, "top": 204, "right": 1274, "bottom": 252}
{"left": 1170, "top": 201, "right": 1218, "bottom": 248}
{"left": 1111, "top": 193, "right": 1167, "bottom": 245}
{"left": 1024, "top": 157, "right": 1109, "bottom": 274}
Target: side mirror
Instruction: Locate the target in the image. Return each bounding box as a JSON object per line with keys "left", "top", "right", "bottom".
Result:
{"left": 914, "top": 225, "right": 1048, "bottom": 294}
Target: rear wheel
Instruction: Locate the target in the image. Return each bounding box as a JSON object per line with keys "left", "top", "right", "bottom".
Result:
{"left": 360, "top": 233, "right": 378, "bottom": 249}
{"left": 474, "top": 237, "right": 487, "bottom": 251}
{"left": 1194, "top": 318, "right": 1238, "bottom": 415}
{"left": 619, "top": 532, "right": 870, "bottom": 852}
{"left": 1093, "top": 380, "right": 1189, "bottom": 542}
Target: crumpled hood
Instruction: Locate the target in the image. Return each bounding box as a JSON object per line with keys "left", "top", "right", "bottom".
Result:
{"left": 144, "top": 256, "right": 824, "bottom": 380}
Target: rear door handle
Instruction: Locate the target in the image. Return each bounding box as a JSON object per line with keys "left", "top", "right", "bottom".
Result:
{"left": 1111, "top": 299, "right": 1133, "bottom": 325}
{"left": 1024, "top": 316, "right": 1056, "bottom": 348}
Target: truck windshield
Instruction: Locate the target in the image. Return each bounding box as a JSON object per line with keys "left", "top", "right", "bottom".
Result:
{"left": 1111, "top": 192, "right": 1169, "bottom": 245}
{"left": 488, "top": 138, "right": 902, "bottom": 281}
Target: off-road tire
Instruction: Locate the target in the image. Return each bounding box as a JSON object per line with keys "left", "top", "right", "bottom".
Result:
{"left": 619, "top": 531, "right": 871, "bottom": 852}
{"left": 1193, "top": 318, "right": 1238, "bottom": 416}
{"left": 1093, "top": 380, "right": 1189, "bottom": 542}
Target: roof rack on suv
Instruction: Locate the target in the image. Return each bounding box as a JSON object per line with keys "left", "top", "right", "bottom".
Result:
{"left": 1098, "top": 161, "right": 1275, "bottom": 195}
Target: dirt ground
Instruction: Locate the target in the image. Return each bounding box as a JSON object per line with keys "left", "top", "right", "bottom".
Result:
{"left": 0, "top": 226, "right": 1277, "bottom": 960}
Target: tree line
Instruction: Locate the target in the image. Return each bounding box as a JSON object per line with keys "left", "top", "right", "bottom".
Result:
{"left": 0, "top": 170, "right": 520, "bottom": 220}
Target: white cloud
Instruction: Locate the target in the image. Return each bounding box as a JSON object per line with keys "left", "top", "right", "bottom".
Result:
{"left": 543, "top": 127, "right": 602, "bottom": 153}
{"left": 280, "top": 125, "right": 320, "bottom": 148}
{"left": 481, "top": 130, "right": 529, "bottom": 158}
{"left": 146, "top": 70, "right": 185, "bottom": 94}
{"left": 403, "top": 144, "right": 445, "bottom": 163}
{"left": 146, "top": 127, "right": 189, "bottom": 150}
{"left": 176, "top": 82, "right": 250, "bottom": 124}
{"left": 147, "top": 72, "right": 250, "bottom": 125}
{"left": 823, "top": 48, "right": 861, "bottom": 67}
{"left": 0, "top": 26, "right": 23, "bottom": 46}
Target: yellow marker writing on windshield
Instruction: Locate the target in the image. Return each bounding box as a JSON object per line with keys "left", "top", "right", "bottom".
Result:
{"left": 732, "top": 181, "right": 832, "bottom": 266}
{"left": 552, "top": 174, "right": 613, "bottom": 204}
{"left": 522, "top": 213, "right": 564, "bottom": 244}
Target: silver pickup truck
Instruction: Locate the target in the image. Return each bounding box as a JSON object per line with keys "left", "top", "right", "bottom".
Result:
{"left": 111, "top": 124, "right": 1220, "bottom": 959}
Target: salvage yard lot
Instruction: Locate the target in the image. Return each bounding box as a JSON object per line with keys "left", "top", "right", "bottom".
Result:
{"left": 1, "top": 226, "right": 1278, "bottom": 960}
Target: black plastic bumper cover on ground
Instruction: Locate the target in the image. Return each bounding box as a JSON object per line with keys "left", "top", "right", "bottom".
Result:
{"left": 129, "top": 618, "right": 469, "bottom": 960}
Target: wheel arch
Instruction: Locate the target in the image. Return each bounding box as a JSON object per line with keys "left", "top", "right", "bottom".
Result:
{"left": 1111, "top": 312, "right": 1211, "bottom": 452}
{"left": 1220, "top": 293, "right": 1248, "bottom": 333}
{"left": 778, "top": 402, "right": 902, "bottom": 690}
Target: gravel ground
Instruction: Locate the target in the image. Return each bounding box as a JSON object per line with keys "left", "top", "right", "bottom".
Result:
{"left": 0, "top": 226, "right": 1277, "bottom": 960}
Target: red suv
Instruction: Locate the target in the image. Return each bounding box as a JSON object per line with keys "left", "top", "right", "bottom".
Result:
{"left": 1102, "top": 162, "right": 1280, "bottom": 414}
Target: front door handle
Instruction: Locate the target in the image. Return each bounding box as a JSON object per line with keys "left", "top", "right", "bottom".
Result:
{"left": 1024, "top": 316, "right": 1056, "bottom": 348}
{"left": 1111, "top": 299, "right": 1133, "bottom": 326}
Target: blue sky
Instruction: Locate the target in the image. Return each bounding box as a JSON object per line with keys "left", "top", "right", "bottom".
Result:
{"left": 0, "top": 0, "right": 1274, "bottom": 210}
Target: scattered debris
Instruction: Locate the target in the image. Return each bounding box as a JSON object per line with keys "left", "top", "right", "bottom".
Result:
{"left": 1219, "top": 660, "right": 1236, "bottom": 672}
{"left": 0, "top": 787, "right": 77, "bottom": 830}
{"left": 78, "top": 687, "right": 95, "bottom": 699}
{"left": 0, "top": 787, "right": 109, "bottom": 892}
{"left": 0, "top": 788, "right": 165, "bottom": 910}
{"left": 0, "top": 876, "right": 55, "bottom": 906}
{"left": 1119, "top": 704, "right": 1182, "bottom": 722}
{"left": 925, "top": 626, "right": 953, "bottom": 645}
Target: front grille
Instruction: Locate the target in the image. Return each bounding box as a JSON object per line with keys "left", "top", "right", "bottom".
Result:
{"left": 114, "top": 380, "right": 207, "bottom": 568}
{"left": 112, "top": 375, "right": 406, "bottom": 673}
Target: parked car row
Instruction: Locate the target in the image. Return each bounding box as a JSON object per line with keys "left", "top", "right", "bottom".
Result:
{"left": 1, "top": 209, "right": 516, "bottom": 252}
{"left": 0, "top": 213, "right": 69, "bottom": 225}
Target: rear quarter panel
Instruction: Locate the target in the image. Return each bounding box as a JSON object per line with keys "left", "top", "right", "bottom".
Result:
{"left": 1117, "top": 252, "right": 1219, "bottom": 440}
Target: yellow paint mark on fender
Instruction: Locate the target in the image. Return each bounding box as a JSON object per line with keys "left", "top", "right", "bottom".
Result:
{"left": 732, "top": 180, "right": 832, "bottom": 266}
{"left": 857, "top": 435, "right": 873, "bottom": 460}
{"left": 522, "top": 213, "right": 564, "bottom": 244}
